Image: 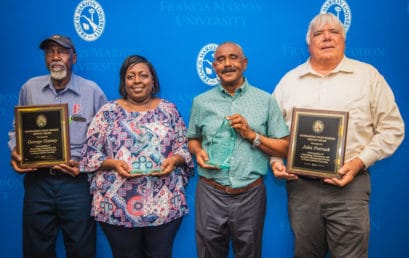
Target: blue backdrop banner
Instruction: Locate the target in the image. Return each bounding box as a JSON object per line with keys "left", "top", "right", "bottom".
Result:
{"left": 1, "top": 1, "right": 408, "bottom": 257}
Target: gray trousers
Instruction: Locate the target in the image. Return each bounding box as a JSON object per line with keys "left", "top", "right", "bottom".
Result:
{"left": 195, "top": 178, "right": 266, "bottom": 258}
{"left": 287, "top": 171, "right": 371, "bottom": 258}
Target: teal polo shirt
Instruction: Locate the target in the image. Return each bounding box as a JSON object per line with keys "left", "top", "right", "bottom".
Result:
{"left": 187, "top": 79, "right": 289, "bottom": 188}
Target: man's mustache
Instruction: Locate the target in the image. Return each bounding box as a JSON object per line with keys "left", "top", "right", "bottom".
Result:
{"left": 50, "top": 61, "right": 66, "bottom": 68}
{"left": 222, "top": 67, "right": 236, "bottom": 74}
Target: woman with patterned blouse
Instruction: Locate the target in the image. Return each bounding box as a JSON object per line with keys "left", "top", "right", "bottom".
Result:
{"left": 80, "top": 55, "right": 194, "bottom": 258}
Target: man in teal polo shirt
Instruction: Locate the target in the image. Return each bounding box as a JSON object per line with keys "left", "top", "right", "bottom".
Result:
{"left": 187, "top": 42, "right": 289, "bottom": 258}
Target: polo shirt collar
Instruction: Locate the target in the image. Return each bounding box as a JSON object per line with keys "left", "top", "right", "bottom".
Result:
{"left": 218, "top": 77, "right": 248, "bottom": 96}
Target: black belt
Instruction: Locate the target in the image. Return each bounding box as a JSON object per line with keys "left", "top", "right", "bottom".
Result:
{"left": 36, "top": 167, "right": 64, "bottom": 176}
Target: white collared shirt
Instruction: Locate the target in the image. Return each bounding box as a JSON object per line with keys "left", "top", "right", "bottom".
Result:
{"left": 273, "top": 56, "right": 404, "bottom": 167}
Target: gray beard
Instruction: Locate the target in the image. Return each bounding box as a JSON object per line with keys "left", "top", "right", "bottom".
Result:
{"left": 50, "top": 68, "right": 67, "bottom": 80}
{"left": 49, "top": 61, "right": 68, "bottom": 80}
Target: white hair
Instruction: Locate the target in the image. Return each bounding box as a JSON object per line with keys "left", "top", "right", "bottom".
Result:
{"left": 305, "top": 13, "right": 346, "bottom": 45}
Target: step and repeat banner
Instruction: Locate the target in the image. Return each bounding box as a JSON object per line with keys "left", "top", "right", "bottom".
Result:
{"left": 1, "top": 1, "right": 408, "bottom": 257}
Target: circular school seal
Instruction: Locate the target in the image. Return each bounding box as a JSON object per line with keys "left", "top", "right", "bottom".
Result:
{"left": 320, "top": 0, "right": 352, "bottom": 33}
{"left": 196, "top": 43, "right": 219, "bottom": 86}
{"left": 313, "top": 120, "right": 325, "bottom": 134}
{"left": 73, "top": 0, "right": 106, "bottom": 41}
{"left": 36, "top": 114, "right": 47, "bottom": 128}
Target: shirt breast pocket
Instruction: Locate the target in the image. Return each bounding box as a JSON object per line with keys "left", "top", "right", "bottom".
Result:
{"left": 69, "top": 114, "right": 90, "bottom": 146}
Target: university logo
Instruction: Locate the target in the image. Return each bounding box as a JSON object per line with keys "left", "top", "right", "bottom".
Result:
{"left": 321, "top": 0, "right": 352, "bottom": 32}
{"left": 73, "top": 0, "right": 106, "bottom": 41}
{"left": 196, "top": 43, "right": 219, "bottom": 86}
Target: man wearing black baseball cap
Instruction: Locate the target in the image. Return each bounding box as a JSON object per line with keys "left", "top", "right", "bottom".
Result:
{"left": 8, "top": 34, "right": 107, "bottom": 258}
{"left": 39, "top": 34, "right": 76, "bottom": 53}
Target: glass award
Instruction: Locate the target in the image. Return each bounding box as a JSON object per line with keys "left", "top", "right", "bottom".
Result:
{"left": 130, "top": 128, "right": 163, "bottom": 175}
{"left": 131, "top": 155, "right": 162, "bottom": 175}
{"left": 205, "top": 117, "right": 236, "bottom": 169}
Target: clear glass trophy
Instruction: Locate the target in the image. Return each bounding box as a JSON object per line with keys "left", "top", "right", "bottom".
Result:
{"left": 205, "top": 117, "right": 236, "bottom": 169}
{"left": 130, "top": 129, "right": 163, "bottom": 175}
{"left": 131, "top": 155, "right": 162, "bottom": 175}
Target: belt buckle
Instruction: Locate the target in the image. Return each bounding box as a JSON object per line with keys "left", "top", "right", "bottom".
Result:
{"left": 225, "top": 186, "right": 235, "bottom": 194}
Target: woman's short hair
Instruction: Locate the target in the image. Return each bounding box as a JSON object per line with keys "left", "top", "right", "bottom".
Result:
{"left": 119, "top": 55, "right": 160, "bottom": 98}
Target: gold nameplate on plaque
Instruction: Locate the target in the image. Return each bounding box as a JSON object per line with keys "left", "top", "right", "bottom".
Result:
{"left": 15, "top": 104, "right": 71, "bottom": 168}
{"left": 287, "top": 108, "right": 348, "bottom": 178}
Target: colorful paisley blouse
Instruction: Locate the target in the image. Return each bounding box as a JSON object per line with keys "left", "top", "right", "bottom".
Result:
{"left": 80, "top": 99, "right": 194, "bottom": 227}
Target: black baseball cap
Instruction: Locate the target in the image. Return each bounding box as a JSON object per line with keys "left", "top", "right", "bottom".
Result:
{"left": 39, "top": 35, "right": 76, "bottom": 53}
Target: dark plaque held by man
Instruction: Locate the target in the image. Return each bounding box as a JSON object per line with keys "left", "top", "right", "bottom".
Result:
{"left": 287, "top": 108, "right": 348, "bottom": 178}
{"left": 14, "top": 104, "right": 71, "bottom": 168}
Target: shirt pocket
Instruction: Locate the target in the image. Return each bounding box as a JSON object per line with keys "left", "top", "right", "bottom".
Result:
{"left": 69, "top": 112, "right": 91, "bottom": 147}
